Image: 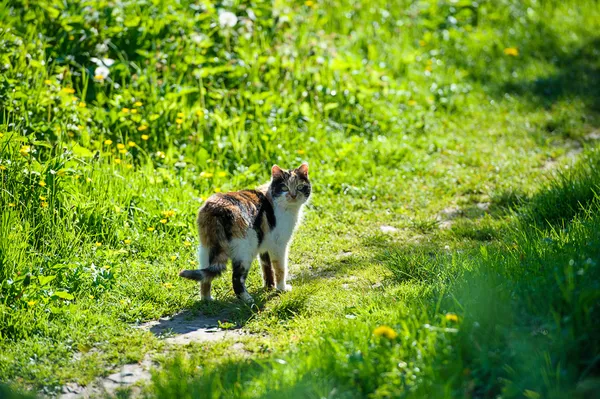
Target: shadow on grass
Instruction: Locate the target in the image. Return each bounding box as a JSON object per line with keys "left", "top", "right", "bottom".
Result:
{"left": 500, "top": 37, "right": 600, "bottom": 113}
{"left": 144, "top": 288, "right": 280, "bottom": 341}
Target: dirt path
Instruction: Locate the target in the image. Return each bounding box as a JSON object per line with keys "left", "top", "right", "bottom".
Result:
{"left": 60, "top": 310, "right": 246, "bottom": 398}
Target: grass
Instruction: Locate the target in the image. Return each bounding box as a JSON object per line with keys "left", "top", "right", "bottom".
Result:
{"left": 1, "top": 0, "right": 599, "bottom": 397}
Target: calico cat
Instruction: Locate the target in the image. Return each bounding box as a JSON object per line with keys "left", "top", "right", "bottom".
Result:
{"left": 179, "top": 163, "right": 311, "bottom": 303}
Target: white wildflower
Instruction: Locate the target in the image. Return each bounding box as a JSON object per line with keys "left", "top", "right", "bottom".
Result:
{"left": 94, "top": 65, "right": 110, "bottom": 80}
{"left": 95, "top": 42, "right": 109, "bottom": 54}
{"left": 91, "top": 57, "right": 114, "bottom": 67}
{"left": 219, "top": 10, "right": 238, "bottom": 28}
{"left": 190, "top": 33, "right": 206, "bottom": 44}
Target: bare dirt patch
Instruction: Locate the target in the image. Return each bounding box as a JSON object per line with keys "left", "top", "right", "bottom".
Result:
{"left": 59, "top": 309, "right": 247, "bottom": 398}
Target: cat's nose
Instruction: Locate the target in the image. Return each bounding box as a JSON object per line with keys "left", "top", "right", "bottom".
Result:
{"left": 290, "top": 193, "right": 297, "bottom": 199}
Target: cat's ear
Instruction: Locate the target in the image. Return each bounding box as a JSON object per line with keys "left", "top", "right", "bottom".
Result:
{"left": 271, "top": 165, "right": 284, "bottom": 180}
{"left": 296, "top": 163, "right": 309, "bottom": 178}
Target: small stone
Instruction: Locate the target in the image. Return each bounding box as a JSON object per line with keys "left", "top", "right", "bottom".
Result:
{"left": 476, "top": 202, "right": 491, "bottom": 211}
{"left": 380, "top": 225, "right": 398, "bottom": 233}
{"left": 586, "top": 130, "right": 600, "bottom": 140}
{"left": 439, "top": 207, "right": 461, "bottom": 219}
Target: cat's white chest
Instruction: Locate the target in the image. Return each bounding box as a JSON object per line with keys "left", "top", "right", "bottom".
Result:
{"left": 260, "top": 207, "right": 300, "bottom": 253}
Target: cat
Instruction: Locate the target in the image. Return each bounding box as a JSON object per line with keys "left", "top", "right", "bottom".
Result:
{"left": 179, "top": 163, "right": 311, "bottom": 303}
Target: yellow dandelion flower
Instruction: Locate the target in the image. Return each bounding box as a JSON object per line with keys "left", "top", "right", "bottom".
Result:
{"left": 57, "top": 169, "right": 66, "bottom": 177}
{"left": 128, "top": 141, "right": 136, "bottom": 147}
{"left": 44, "top": 79, "right": 52, "bottom": 85}
{"left": 114, "top": 159, "right": 121, "bottom": 164}
{"left": 138, "top": 125, "right": 148, "bottom": 131}
{"left": 8, "top": 203, "right": 15, "bottom": 207}
{"left": 39, "top": 196, "right": 47, "bottom": 201}
{"left": 40, "top": 201, "right": 49, "bottom": 208}
{"left": 69, "top": 35, "right": 74, "bottom": 40}
{"left": 177, "top": 112, "right": 184, "bottom": 117}
{"left": 214, "top": 187, "right": 222, "bottom": 193}
{"left": 126, "top": 164, "right": 133, "bottom": 169}
{"left": 86, "top": 177, "right": 92, "bottom": 183}
{"left": 134, "top": 101, "right": 143, "bottom": 107}
{"left": 183, "top": 241, "right": 192, "bottom": 247}
{"left": 297, "top": 149, "right": 305, "bottom": 155}
{"left": 27, "top": 300, "right": 37, "bottom": 307}
{"left": 200, "top": 171, "right": 214, "bottom": 178}
{"left": 95, "top": 242, "right": 102, "bottom": 247}
{"left": 130, "top": 109, "right": 138, "bottom": 114}
{"left": 160, "top": 219, "right": 167, "bottom": 224}
{"left": 373, "top": 325, "right": 398, "bottom": 340}
{"left": 89, "top": 295, "right": 95, "bottom": 299}
{"left": 141, "top": 134, "right": 149, "bottom": 140}
{"left": 305, "top": 0, "right": 314, "bottom": 6}
{"left": 217, "top": 171, "right": 227, "bottom": 177}
{"left": 119, "top": 149, "right": 127, "bottom": 154}
{"left": 162, "top": 210, "right": 176, "bottom": 218}
{"left": 117, "top": 143, "right": 125, "bottom": 150}
{"left": 189, "top": 260, "right": 197, "bottom": 265}
{"left": 149, "top": 114, "right": 160, "bottom": 121}
{"left": 163, "top": 282, "right": 174, "bottom": 289}
{"left": 94, "top": 75, "right": 105, "bottom": 80}
{"left": 0, "top": 165, "right": 6, "bottom": 171}
{"left": 61, "top": 87, "right": 75, "bottom": 94}
{"left": 170, "top": 255, "right": 177, "bottom": 261}
{"left": 0, "top": 133, "right": 3, "bottom": 138}
{"left": 195, "top": 109, "right": 204, "bottom": 117}
{"left": 19, "top": 146, "right": 31, "bottom": 156}
{"left": 104, "top": 139, "right": 113, "bottom": 145}
{"left": 39, "top": 181, "right": 46, "bottom": 187}
{"left": 175, "top": 118, "right": 183, "bottom": 124}
{"left": 445, "top": 313, "right": 459, "bottom": 322}
{"left": 147, "top": 227, "right": 155, "bottom": 232}
{"left": 78, "top": 102, "right": 86, "bottom": 108}
{"left": 503, "top": 47, "right": 519, "bottom": 56}
{"left": 408, "top": 100, "right": 417, "bottom": 106}
{"left": 122, "top": 108, "right": 130, "bottom": 113}
{"left": 124, "top": 239, "right": 132, "bottom": 244}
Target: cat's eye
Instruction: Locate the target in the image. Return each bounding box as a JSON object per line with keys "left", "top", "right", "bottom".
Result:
{"left": 281, "top": 186, "right": 289, "bottom": 192}
{"left": 297, "top": 184, "right": 306, "bottom": 189}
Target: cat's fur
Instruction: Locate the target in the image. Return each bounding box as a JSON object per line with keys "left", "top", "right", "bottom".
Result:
{"left": 179, "top": 163, "right": 311, "bottom": 303}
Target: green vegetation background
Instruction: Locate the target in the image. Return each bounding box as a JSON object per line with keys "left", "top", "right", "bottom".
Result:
{"left": 1, "top": 0, "right": 599, "bottom": 397}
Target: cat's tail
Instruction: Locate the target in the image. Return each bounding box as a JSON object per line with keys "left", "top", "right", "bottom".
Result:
{"left": 179, "top": 264, "right": 226, "bottom": 281}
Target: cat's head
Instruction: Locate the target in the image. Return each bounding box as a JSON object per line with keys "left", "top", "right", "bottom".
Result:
{"left": 270, "top": 163, "right": 311, "bottom": 207}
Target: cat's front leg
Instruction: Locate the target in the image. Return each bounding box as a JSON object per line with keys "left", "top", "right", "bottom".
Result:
{"left": 270, "top": 249, "right": 292, "bottom": 292}
{"left": 259, "top": 252, "right": 275, "bottom": 289}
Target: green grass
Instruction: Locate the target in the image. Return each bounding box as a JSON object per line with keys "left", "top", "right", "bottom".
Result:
{"left": 1, "top": 0, "right": 599, "bottom": 397}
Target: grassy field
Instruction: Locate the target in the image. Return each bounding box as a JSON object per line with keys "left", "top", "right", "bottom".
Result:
{"left": 1, "top": 0, "right": 599, "bottom": 397}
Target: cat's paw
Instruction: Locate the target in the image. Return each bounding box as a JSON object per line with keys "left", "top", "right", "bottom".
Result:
{"left": 276, "top": 284, "right": 292, "bottom": 292}
{"left": 201, "top": 295, "right": 214, "bottom": 302}
{"left": 238, "top": 292, "right": 254, "bottom": 304}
